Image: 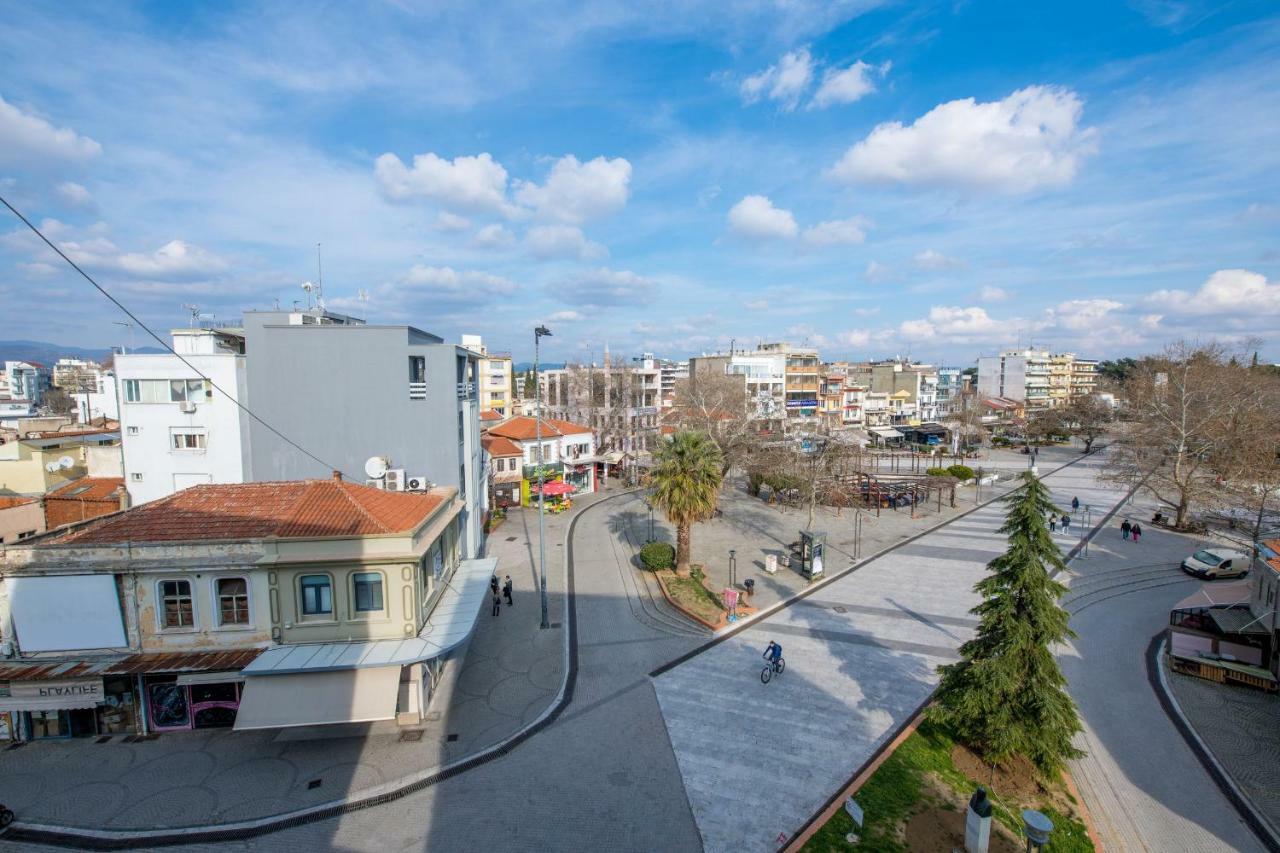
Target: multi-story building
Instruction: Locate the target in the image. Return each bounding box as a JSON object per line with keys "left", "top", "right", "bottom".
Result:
{"left": 463, "top": 334, "right": 513, "bottom": 418}
{"left": 0, "top": 430, "right": 120, "bottom": 495}
{"left": 935, "top": 367, "right": 964, "bottom": 416}
{"left": 540, "top": 349, "right": 660, "bottom": 459}
{"left": 114, "top": 309, "right": 485, "bottom": 559}
{"left": 658, "top": 358, "right": 689, "bottom": 409}
{"left": 483, "top": 415, "right": 596, "bottom": 500}
{"left": 977, "top": 349, "right": 1097, "bottom": 411}
{"left": 0, "top": 476, "right": 488, "bottom": 739}
{"left": 844, "top": 359, "right": 939, "bottom": 424}
{"left": 2, "top": 361, "right": 51, "bottom": 405}
{"left": 819, "top": 372, "right": 846, "bottom": 429}
{"left": 52, "top": 358, "right": 101, "bottom": 391}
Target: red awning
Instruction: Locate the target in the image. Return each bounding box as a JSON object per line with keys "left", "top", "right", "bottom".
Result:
{"left": 539, "top": 481, "right": 575, "bottom": 496}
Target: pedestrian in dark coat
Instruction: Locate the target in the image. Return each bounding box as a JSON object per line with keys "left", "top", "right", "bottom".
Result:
{"left": 1131, "top": 523, "right": 1142, "bottom": 543}
{"left": 1121, "top": 519, "right": 1132, "bottom": 540}
{"left": 490, "top": 575, "right": 500, "bottom": 596}
{"left": 1071, "top": 496, "right": 1080, "bottom": 512}
{"left": 492, "top": 591, "right": 502, "bottom": 616}
{"left": 1061, "top": 513, "right": 1071, "bottom": 533}
{"left": 1049, "top": 515, "right": 1057, "bottom": 533}
{"left": 503, "top": 575, "right": 513, "bottom": 606}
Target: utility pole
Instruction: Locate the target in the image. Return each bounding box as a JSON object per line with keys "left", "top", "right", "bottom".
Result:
{"left": 535, "top": 325, "right": 553, "bottom": 629}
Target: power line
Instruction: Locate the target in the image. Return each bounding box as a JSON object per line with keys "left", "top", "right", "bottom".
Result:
{"left": 0, "top": 193, "right": 352, "bottom": 480}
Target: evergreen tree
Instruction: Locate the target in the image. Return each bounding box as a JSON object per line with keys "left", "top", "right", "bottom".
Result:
{"left": 928, "top": 471, "right": 1084, "bottom": 776}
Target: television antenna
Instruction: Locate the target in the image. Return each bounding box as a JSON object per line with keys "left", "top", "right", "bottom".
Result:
{"left": 183, "top": 304, "right": 201, "bottom": 327}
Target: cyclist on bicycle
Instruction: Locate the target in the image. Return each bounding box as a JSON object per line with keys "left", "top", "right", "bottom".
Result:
{"left": 763, "top": 640, "right": 782, "bottom": 666}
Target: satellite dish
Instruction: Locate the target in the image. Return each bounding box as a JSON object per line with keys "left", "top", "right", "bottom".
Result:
{"left": 46, "top": 461, "right": 60, "bottom": 473}
{"left": 364, "top": 456, "right": 389, "bottom": 480}
{"left": 301, "top": 281, "right": 315, "bottom": 293}
{"left": 58, "top": 455, "right": 76, "bottom": 469}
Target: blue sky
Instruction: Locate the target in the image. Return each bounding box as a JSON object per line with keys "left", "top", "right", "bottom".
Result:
{"left": 1, "top": 1, "right": 1278, "bottom": 364}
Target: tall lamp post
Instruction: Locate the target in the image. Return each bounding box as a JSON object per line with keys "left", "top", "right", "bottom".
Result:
{"left": 646, "top": 498, "right": 655, "bottom": 543}
{"left": 535, "top": 324, "right": 553, "bottom": 629}
{"left": 729, "top": 549, "right": 737, "bottom": 588}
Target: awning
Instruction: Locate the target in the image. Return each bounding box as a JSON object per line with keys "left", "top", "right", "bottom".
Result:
{"left": 8, "top": 574, "right": 127, "bottom": 652}
{"left": 242, "top": 558, "right": 497, "bottom": 676}
{"left": 0, "top": 695, "right": 103, "bottom": 713}
{"left": 1173, "top": 581, "right": 1251, "bottom": 611}
{"left": 871, "top": 427, "right": 904, "bottom": 439}
{"left": 176, "top": 671, "right": 245, "bottom": 687}
{"left": 232, "top": 666, "right": 401, "bottom": 731}
{"left": 0, "top": 677, "right": 105, "bottom": 713}
{"left": 538, "top": 481, "right": 574, "bottom": 496}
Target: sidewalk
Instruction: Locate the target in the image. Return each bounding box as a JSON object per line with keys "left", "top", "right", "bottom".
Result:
{"left": 0, "top": 490, "right": 608, "bottom": 833}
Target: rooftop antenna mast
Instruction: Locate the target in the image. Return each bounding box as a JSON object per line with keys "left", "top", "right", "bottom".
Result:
{"left": 315, "top": 242, "right": 325, "bottom": 311}
{"left": 183, "top": 304, "right": 201, "bottom": 328}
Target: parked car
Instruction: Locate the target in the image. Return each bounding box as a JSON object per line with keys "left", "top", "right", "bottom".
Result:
{"left": 1180, "top": 548, "right": 1249, "bottom": 579}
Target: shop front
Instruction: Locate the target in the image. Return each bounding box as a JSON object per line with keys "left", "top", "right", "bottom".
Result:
{"left": 145, "top": 673, "right": 243, "bottom": 731}
{"left": 0, "top": 676, "right": 118, "bottom": 740}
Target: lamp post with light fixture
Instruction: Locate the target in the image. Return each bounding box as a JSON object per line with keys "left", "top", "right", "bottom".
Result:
{"left": 535, "top": 324, "right": 553, "bottom": 630}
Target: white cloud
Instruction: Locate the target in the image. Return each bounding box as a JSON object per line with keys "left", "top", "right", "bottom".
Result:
{"left": 515, "top": 155, "right": 631, "bottom": 224}
{"left": 811, "top": 60, "right": 888, "bottom": 109}
{"left": 977, "top": 285, "right": 1010, "bottom": 302}
{"left": 432, "top": 212, "right": 472, "bottom": 232}
{"left": 56, "top": 181, "right": 94, "bottom": 208}
{"left": 745, "top": 298, "right": 769, "bottom": 310}
{"left": 525, "top": 224, "right": 608, "bottom": 260}
{"left": 0, "top": 95, "right": 101, "bottom": 170}
{"left": 547, "top": 310, "right": 584, "bottom": 322}
{"left": 865, "top": 261, "right": 893, "bottom": 283}
{"left": 835, "top": 329, "right": 871, "bottom": 347}
{"left": 560, "top": 267, "right": 657, "bottom": 306}
{"left": 473, "top": 223, "right": 516, "bottom": 249}
{"left": 728, "top": 195, "right": 798, "bottom": 240}
{"left": 1049, "top": 298, "right": 1124, "bottom": 331}
{"left": 830, "top": 85, "right": 1097, "bottom": 193}
{"left": 900, "top": 305, "right": 1002, "bottom": 340}
{"left": 912, "top": 249, "right": 964, "bottom": 270}
{"left": 19, "top": 261, "right": 58, "bottom": 278}
{"left": 374, "top": 151, "right": 514, "bottom": 215}
{"left": 403, "top": 264, "right": 518, "bottom": 297}
{"left": 785, "top": 323, "right": 828, "bottom": 347}
{"left": 1150, "top": 268, "right": 1280, "bottom": 316}
{"left": 741, "top": 48, "right": 814, "bottom": 111}
{"left": 803, "top": 216, "right": 868, "bottom": 246}
{"left": 1139, "top": 313, "right": 1163, "bottom": 330}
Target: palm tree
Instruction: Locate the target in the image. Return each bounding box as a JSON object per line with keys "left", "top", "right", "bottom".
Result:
{"left": 650, "top": 429, "right": 724, "bottom": 576}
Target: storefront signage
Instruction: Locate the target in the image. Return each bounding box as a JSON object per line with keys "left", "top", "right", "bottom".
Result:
{"left": 11, "top": 678, "right": 104, "bottom": 702}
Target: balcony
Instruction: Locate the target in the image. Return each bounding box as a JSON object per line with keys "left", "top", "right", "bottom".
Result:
{"left": 457, "top": 381, "right": 475, "bottom": 399}
{"left": 409, "top": 382, "right": 427, "bottom": 400}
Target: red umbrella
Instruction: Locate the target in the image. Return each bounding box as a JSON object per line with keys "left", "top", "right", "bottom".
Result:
{"left": 539, "top": 481, "right": 574, "bottom": 496}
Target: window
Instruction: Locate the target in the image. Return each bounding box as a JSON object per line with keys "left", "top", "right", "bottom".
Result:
{"left": 459, "top": 464, "right": 466, "bottom": 498}
{"left": 170, "top": 379, "right": 207, "bottom": 402}
{"left": 17, "top": 530, "right": 37, "bottom": 540}
{"left": 409, "top": 356, "right": 426, "bottom": 383}
{"left": 300, "top": 575, "right": 333, "bottom": 616}
{"left": 216, "top": 578, "right": 249, "bottom": 625}
{"left": 170, "top": 430, "right": 207, "bottom": 451}
{"left": 130, "top": 472, "right": 144, "bottom": 482}
{"left": 127, "top": 426, "right": 140, "bottom": 436}
{"left": 160, "top": 579, "right": 194, "bottom": 628}
{"left": 352, "top": 572, "right": 384, "bottom": 613}
{"left": 125, "top": 379, "right": 203, "bottom": 404}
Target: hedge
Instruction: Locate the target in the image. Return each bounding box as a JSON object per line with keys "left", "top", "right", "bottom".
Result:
{"left": 946, "top": 464, "right": 975, "bottom": 481}
{"left": 925, "top": 467, "right": 950, "bottom": 477}
{"left": 639, "top": 541, "right": 675, "bottom": 570}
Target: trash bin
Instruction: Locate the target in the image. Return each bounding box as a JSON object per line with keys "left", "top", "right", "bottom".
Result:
{"left": 743, "top": 578, "right": 755, "bottom": 596}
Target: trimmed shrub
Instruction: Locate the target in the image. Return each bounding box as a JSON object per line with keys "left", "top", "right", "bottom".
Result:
{"left": 946, "top": 464, "right": 976, "bottom": 481}
{"left": 640, "top": 541, "right": 675, "bottom": 570}
{"left": 925, "top": 467, "right": 949, "bottom": 477}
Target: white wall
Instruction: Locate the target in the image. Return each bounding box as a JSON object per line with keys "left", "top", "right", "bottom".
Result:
{"left": 115, "top": 353, "right": 249, "bottom": 504}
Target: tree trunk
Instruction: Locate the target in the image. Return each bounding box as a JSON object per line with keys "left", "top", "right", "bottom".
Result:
{"left": 1176, "top": 494, "right": 1190, "bottom": 529}
{"left": 675, "top": 522, "right": 692, "bottom": 577}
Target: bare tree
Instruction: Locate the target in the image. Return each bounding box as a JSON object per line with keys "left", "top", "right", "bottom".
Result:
{"left": 671, "top": 372, "right": 758, "bottom": 478}
{"left": 1209, "top": 370, "right": 1280, "bottom": 550}
{"left": 1058, "top": 394, "right": 1113, "bottom": 452}
{"left": 1107, "top": 342, "right": 1253, "bottom": 529}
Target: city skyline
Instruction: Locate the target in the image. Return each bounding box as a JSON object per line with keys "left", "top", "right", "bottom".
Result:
{"left": 1, "top": 1, "right": 1277, "bottom": 363}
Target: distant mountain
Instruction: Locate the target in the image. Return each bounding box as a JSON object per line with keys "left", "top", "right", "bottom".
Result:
{"left": 0, "top": 339, "right": 165, "bottom": 366}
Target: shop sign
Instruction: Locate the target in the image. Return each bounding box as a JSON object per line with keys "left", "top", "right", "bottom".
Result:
{"left": 11, "top": 677, "right": 104, "bottom": 702}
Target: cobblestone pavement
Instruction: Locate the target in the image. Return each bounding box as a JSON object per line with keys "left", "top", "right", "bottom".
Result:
{"left": 1060, "top": 493, "right": 1270, "bottom": 853}
{"left": 0, "top": 495, "right": 580, "bottom": 833}
{"left": 1163, "top": 647, "right": 1280, "bottom": 844}
{"left": 651, "top": 449, "right": 1124, "bottom": 852}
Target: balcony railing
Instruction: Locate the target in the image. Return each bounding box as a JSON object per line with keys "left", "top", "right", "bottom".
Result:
{"left": 457, "top": 381, "right": 475, "bottom": 399}
{"left": 409, "top": 382, "right": 427, "bottom": 400}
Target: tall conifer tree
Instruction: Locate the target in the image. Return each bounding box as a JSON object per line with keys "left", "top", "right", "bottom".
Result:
{"left": 929, "top": 471, "right": 1084, "bottom": 776}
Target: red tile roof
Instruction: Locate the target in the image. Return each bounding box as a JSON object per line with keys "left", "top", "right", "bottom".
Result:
{"left": 0, "top": 496, "right": 37, "bottom": 510}
{"left": 53, "top": 478, "right": 449, "bottom": 545}
{"left": 481, "top": 435, "right": 523, "bottom": 457}
{"left": 487, "top": 415, "right": 591, "bottom": 442}
{"left": 479, "top": 410, "right": 504, "bottom": 422}
{"left": 46, "top": 477, "right": 126, "bottom": 502}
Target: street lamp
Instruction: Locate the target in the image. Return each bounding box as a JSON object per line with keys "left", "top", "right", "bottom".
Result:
{"left": 535, "top": 324, "right": 553, "bottom": 630}
{"left": 729, "top": 549, "right": 737, "bottom": 588}
{"left": 646, "top": 498, "right": 655, "bottom": 543}
{"left": 1080, "top": 504, "right": 1093, "bottom": 557}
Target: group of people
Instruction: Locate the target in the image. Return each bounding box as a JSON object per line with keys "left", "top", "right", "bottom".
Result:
{"left": 1120, "top": 519, "right": 1143, "bottom": 542}
{"left": 491, "top": 574, "right": 514, "bottom": 616}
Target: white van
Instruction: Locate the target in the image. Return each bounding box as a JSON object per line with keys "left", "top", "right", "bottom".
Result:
{"left": 1180, "top": 548, "right": 1249, "bottom": 579}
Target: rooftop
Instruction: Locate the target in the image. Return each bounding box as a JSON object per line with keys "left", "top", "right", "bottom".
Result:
{"left": 45, "top": 477, "right": 126, "bottom": 502}
{"left": 481, "top": 435, "right": 523, "bottom": 457}
{"left": 487, "top": 415, "right": 592, "bottom": 442}
{"left": 49, "top": 477, "right": 450, "bottom": 545}
{"left": 479, "top": 410, "right": 505, "bottom": 422}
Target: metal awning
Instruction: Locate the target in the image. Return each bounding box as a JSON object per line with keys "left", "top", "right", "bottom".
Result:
{"left": 242, "top": 558, "right": 497, "bottom": 676}
{"left": 871, "top": 427, "right": 904, "bottom": 438}
{"left": 1173, "top": 581, "right": 1251, "bottom": 611}
{"left": 232, "top": 666, "right": 402, "bottom": 731}
{"left": 0, "top": 694, "right": 103, "bottom": 713}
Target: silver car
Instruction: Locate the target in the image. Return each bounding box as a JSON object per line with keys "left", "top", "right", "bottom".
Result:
{"left": 1180, "top": 548, "right": 1249, "bottom": 579}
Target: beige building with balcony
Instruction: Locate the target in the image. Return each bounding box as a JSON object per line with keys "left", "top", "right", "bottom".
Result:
{"left": 0, "top": 475, "right": 493, "bottom": 740}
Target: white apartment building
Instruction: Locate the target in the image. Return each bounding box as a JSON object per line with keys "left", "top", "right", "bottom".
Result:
{"left": 114, "top": 328, "right": 251, "bottom": 504}
{"left": 462, "top": 334, "right": 513, "bottom": 417}
{"left": 658, "top": 358, "right": 689, "bottom": 409}
{"left": 2, "top": 361, "right": 50, "bottom": 405}
{"left": 977, "top": 349, "right": 1097, "bottom": 410}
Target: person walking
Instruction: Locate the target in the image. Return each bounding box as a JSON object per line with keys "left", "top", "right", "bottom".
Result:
{"left": 1049, "top": 514, "right": 1058, "bottom": 533}
{"left": 1131, "top": 522, "right": 1142, "bottom": 543}
{"left": 1121, "top": 519, "right": 1132, "bottom": 540}
{"left": 502, "top": 575, "right": 513, "bottom": 606}
{"left": 1072, "top": 496, "right": 1080, "bottom": 513}
{"left": 492, "top": 590, "right": 502, "bottom": 617}
{"left": 490, "top": 574, "right": 500, "bottom": 597}
{"left": 1061, "top": 513, "right": 1071, "bottom": 534}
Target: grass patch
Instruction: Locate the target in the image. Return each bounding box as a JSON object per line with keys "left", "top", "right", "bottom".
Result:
{"left": 801, "top": 720, "right": 1094, "bottom": 853}
{"left": 656, "top": 566, "right": 725, "bottom": 624}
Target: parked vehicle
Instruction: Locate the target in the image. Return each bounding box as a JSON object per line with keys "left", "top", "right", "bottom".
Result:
{"left": 1180, "top": 548, "right": 1249, "bottom": 579}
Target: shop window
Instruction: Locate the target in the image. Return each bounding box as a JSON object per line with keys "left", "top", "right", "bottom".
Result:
{"left": 29, "top": 709, "right": 69, "bottom": 738}
{"left": 300, "top": 574, "right": 333, "bottom": 617}
{"left": 217, "top": 577, "right": 250, "bottom": 625}
{"left": 159, "top": 579, "right": 195, "bottom": 628}
{"left": 148, "top": 681, "right": 190, "bottom": 729}
{"left": 352, "top": 572, "right": 384, "bottom": 613}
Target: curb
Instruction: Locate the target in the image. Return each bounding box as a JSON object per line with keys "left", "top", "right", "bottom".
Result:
{"left": 4, "top": 489, "right": 640, "bottom": 850}
{"left": 1148, "top": 633, "right": 1280, "bottom": 853}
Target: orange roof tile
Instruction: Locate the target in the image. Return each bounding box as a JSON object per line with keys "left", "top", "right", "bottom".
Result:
{"left": 46, "top": 477, "right": 126, "bottom": 502}
{"left": 481, "top": 435, "right": 523, "bottom": 457}
{"left": 479, "top": 410, "right": 504, "bottom": 422}
{"left": 0, "top": 496, "right": 37, "bottom": 510}
{"left": 54, "top": 478, "right": 448, "bottom": 545}
{"left": 487, "top": 415, "right": 592, "bottom": 441}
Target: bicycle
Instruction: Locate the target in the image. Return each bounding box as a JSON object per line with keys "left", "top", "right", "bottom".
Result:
{"left": 760, "top": 656, "right": 786, "bottom": 684}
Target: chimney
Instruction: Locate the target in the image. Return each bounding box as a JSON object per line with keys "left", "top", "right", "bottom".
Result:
{"left": 332, "top": 470, "right": 343, "bottom": 481}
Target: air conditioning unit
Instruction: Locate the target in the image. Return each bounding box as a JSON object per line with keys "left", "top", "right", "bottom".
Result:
{"left": 405, "top": 475, "right": 430, "bottom": 492}
{"left": 364, "top": 478, "right": 386, "bottom": 490}
{"left": 384, "top": 468, "right": 406, "bottom": 491}
{"left": 178, "top": 401, "right": 197, "bottom": 413}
